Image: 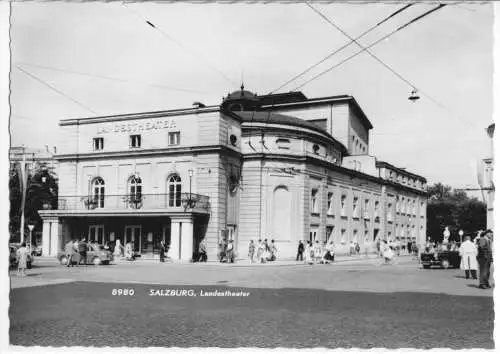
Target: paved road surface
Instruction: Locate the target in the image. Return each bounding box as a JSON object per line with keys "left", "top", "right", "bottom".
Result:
{"left": 9, "top": 257, "right": 494, "bottom": 348}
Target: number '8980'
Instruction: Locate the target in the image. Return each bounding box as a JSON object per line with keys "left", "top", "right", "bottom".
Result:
{"left": 112, "top": 288, "right": 135, "bottom": 296}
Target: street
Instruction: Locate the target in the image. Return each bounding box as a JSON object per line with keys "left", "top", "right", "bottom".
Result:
{"left": 9, "top": 257, "right": 494, "bottom": 348}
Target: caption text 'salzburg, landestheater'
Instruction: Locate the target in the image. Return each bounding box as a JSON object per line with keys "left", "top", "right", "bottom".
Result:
{"left": 39, "top": 87, "right": 427, "bottom": 261}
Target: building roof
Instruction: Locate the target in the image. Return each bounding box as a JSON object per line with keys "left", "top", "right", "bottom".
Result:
{"left": 257, "top": 92, "right": 308, "bottom": 106}
{"left": 259, "top": 93, "right": 373, "bottom": 130}
{"left": 375, "top": 160, "right": 427, "bottom": 182}
{"left": 236, "top": 111, "right": 330, "bottom": 135}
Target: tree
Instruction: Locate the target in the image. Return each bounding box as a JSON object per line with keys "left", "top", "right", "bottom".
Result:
{"left": 426, "top": 183, "right": 486, "bottom": 242}
{"left": 9, "top": 162, "right": 58, "bottom": 243}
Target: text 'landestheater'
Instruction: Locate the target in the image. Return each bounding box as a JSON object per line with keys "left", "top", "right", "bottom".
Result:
{"left": 39, "top": 87, "right": 428, "bottom": 261}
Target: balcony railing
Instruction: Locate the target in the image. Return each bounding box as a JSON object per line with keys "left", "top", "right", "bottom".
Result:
{"left": 55, "top": 193, "right": 210, "bottom": 213}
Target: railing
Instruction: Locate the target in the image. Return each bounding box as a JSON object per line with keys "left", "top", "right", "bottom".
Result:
{"left": 55, "top": 193, "right": 210, "bottom": 212}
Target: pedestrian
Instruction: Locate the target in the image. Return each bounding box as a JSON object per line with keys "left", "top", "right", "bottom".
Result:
{"left": 458, "top": 236, "right": 478, "bottom": 279}
{"left": 477, "top": 230, "right": 493, "bottom": 289}
{"left": 226, "top": 240, "right": 235, "bottom": 263}
{"left": 248, "top": 240, "right": 255, "bottom": 263}
{"left": 304, "top": 241, "right": 313, "bottom": 265}
{"left": 407, "top": 241, "right": 412, "bottom": 255}
{"left": 114, "top": 239, "right": 124, "bottom": 260}
{"left": 256, "top": 239, "right": 264, "bottom": 263}
{"left": 78, "top": 238, "right": 88, "bottom": 266}
{"left": 198, "top": 238, "right": 208, "bottom": 262}
{"left": 64, "top": 239, "right": 75, "bottom": 267}
{"left": 349, "top": 240, "right": 355, "bottom": 256}
{"left": 270, "top": 240, "right": 277, "bottom": 261}
{"left": 313, "top": 240, "right": 322, "bottom": 264}
{"left": 218, "top": 241, "right": 226, "bottom": 262}
{"left": 296, "top": 240, "right": 304, "bottom": 261}
{"left": 125, "top": 242, "right": 135, "bottom": 261}
{"left": 16, "top": 242, "right": 29, "bottom": 277}
{"left": 355, "top": 241, "right": 360, "bottom": 255}
{"left": 159, "top": 240, "right": 166, "bottom": 263}
{"left": 382, "top": 241, "right": 394, "bottom": 265}
{"left": 324, "top": 241, "right": 335, "bottom": 263}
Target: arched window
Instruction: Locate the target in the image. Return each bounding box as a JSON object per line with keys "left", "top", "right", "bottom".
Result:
{"left": 92, "top": 177, "right": 105, "bottom": 208}
{"left": 168, "top": 175, "right": 182, "bottom": 207}
{"left": 129, "top": 176, "right": 142, "bottom": 199}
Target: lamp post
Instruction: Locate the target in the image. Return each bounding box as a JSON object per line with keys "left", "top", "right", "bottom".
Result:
{"left": 27, "top": 224, "right": 34, "bottom": 253}
{"left": 188, "top": 169, "right": 193, "bottom": 199}
{"left": 459, "top": 229, "right": 464, "bottom": 244}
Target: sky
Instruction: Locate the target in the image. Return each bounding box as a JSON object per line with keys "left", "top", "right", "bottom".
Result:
{"left": 8, "top": 1, "right": 495, "bottom": 190}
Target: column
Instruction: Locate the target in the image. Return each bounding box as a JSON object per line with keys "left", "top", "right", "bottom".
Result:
{"left": 49, "top": 218, "right": 60, "bottom": 257}
{"left": 170, "top": 216, "right": 194, "bottom": 262}
{"left": 180, "top": 218, "right": 194, "bottom": 261}
{"left": 169, "top": 220, "right": 180, "bottom": 261}
{"left": 42, "top": 219, "right": 51, "bottom": 257}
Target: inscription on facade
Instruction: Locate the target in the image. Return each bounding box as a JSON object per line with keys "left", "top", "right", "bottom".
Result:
{"left": 97, "top": 119, "right": 177, "bottom": 135}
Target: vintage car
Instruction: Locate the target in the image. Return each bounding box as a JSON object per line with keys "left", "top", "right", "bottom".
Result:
{"left": 9, "top": 245, "right": 34, "bottom": 269}
{"left": 57, "top": 243, "right": 113, "bottom": 266}
{"left": 420, "top": 248, "right": 461, "bottom": 269}
{"left": 31, "top": 244, "right": 43, "bottom": 257}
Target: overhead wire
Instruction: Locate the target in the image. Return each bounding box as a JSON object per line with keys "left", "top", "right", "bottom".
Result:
{"left": 15, "top": 65, "right": 98, "bottom": 115}
{"left": 293, "top": 4, "right": 446, "bottom": 92}
{"left": 122, "top": 3, "right": 238, "bottom": 87}
{"left": 269, "top": 3, "right": 415, "bottom": 94}
{"left": 15, "top": 62, "right": 211, "bottom": 95}
{"left": 302, "top": 3, "right": 479, "bottom": 130}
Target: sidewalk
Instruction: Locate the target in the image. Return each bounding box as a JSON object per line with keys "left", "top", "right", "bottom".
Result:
{"left": 35, "top": 253, "right": 415, "bottom": 267}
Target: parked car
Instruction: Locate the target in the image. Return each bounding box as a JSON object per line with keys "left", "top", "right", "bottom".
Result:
{"left": 420, "top": 249, "right": 461, "bottom": 269}
{"left": 9, "top": 245, "right": 34, "bottom": 269}
{"left": 57, "top": 243, "right": 113, "bottom": 266}
{"left": 31, "top": 244, "right": 43, "bottom": 257}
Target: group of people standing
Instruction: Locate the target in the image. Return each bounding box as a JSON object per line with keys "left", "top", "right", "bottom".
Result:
{"left": 248, "top": 239, "right": 278, "bottom": 264}
{"left": 64, "top": 238, "right": 89, "bottom": 267}
{"left": 459, "top": 230, "right": 494, "bottom": 289}
{"left": 296, "top": 240, "right": 335, "bottom": 265}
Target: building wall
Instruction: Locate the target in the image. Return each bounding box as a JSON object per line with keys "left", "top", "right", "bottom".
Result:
{"left": 348, "top": 108, "right": 369, "bottom": 155}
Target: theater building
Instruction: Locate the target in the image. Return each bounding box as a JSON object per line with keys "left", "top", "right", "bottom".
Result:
{"left": 39, "top": 87, "right": 427, "bottom": 260}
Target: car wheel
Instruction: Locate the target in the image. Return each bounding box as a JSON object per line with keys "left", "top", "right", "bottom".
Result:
{"left": 92, "top": 257, "right": 102, "bottom": 266}
{"left": 423, "top": 265, "right": 431, "bottom": 269}
{"left": 60, "top": 256, "right": 68, "bottom": 265}
{"left": 441, "top": 259, "right": 450, "bottom": 269}
{"left": 102, "top": 260, "right": 110, "bottom": 265}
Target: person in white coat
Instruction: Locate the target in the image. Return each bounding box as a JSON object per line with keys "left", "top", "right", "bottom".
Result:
{"left": 459, "top": 236, "right": 478, "bottom": 279}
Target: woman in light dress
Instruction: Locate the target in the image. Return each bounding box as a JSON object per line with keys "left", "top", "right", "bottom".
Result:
{"left": 114, "top": 239, "right": 124, "bottom": 259}
{"left": 382, "top": 241, "right": 394, "bottom": 265}
{"left": 304, "top": 241, "right": 313, "bottom": 265}
{"left": 16, "top": 242, "right": 29, "bottom": 277}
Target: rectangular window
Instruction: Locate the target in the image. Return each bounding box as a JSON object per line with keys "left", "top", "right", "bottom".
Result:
{"left": 364, "top": 199, "right": 370, "bottom": 219}
{"left": 387, "top": 203, "right": 393, "bottom": 222}
{"left": 396, "top": 197, "right": 400, "bottom": 213}
{"left": 326, "top": 226, "right": 334, "bottom": 243}
{"left": 93, "top": 137, "right": 104, "bottom": 151}
{"left": 413, "top": 200, "right": 417, "bottom": 215}
{"left": 327, "top": 192, "right": 334, "bottom": 215}
{"left": 401, "top": 197, "right": 406, "bottom": 214}
{"left": 340, "top": 195, "right": 347, "bottom": 217}
{"left": 311, "top": 189, "right": 319, "bottom": 214}
{"left": 353, "top": 196, "right": 359, "bottom": 218}
{"left": 341, "top": 229, "right": 347, "bottom": 244}
{"left": 353, "top": 229, "right": 358, "bottom": 242}
{"left": 168, "top": 132, "right": 181, "bottom": 146}
{"left": 374, "top": 201, "right": 380, "bottom": 221}
{"left": 129, "top": 134, "right": 141, "bottom": 148}
{"left": 364, "top": 229, "right": 369, "bottom": 242}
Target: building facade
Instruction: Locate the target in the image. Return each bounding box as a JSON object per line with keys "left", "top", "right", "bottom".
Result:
{"left": 39, "top": 88, "right": 427, "bottom": 260}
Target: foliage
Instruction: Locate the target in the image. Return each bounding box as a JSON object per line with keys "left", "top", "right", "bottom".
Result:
{"left": 9, "top": 162, "right": 58, "bottom": 242}
{"left": 426, "top": 182, "right": 486, "bottom": 242}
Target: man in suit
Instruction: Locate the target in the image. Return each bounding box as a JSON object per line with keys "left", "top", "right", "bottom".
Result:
{"left": 477, "top": 230, "right": 493, "bottom": 289}
{"left": 78, "top": 238, "right": 88, "bottom": 266}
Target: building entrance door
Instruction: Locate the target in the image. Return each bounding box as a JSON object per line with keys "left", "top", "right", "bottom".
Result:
{"left": 124, "top": 225, "right": 142, "bottom": 253}
{"left": 89, "top": 225, "right": 104, "bottom": 244}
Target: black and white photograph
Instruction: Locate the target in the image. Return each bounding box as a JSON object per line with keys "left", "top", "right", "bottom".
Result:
{"left": 1, "top": 0, "right": 497, "bottom": 350}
